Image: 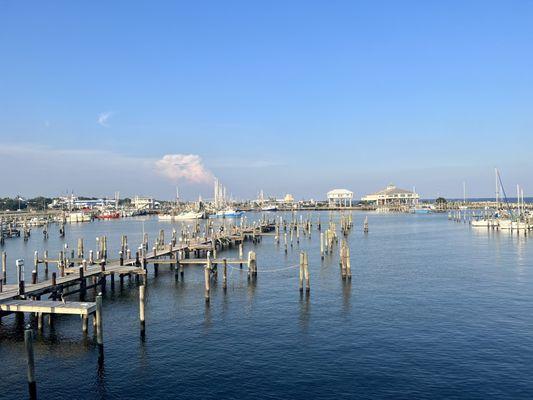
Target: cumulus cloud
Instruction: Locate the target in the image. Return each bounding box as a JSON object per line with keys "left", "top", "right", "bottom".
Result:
{"left": 154, "top": 154, "right": 213, "bottom": 183}
{"left": 97, "top": 111, "right": 113, "bottom": 127}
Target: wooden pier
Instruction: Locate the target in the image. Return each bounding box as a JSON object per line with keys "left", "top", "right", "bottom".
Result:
{"left": 0, "top": 221, "right": 275, "bottom": 323}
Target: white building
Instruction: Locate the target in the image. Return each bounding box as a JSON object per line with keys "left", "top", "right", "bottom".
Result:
{"left": 361, "top": 184, "right": 419, "bottom": 206}
{"left": 327, "top": 189, "right": 354, "bottom": 207}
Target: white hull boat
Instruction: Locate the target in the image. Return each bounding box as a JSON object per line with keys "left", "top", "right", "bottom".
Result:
{"left": 159, "top": 211, "right": 203, "bottom": 221}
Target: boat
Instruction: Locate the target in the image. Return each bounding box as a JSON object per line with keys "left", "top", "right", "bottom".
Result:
{"left": 158, "top": 211, "right": 203, "bottom": 221}
{"left": 410, "top": 205, "right": 434, "bottom": 214}
{"left": 471, "top": 218, "right": 498, "bottom": 228}
{"left": 261, "top": 205, "right": 278, "bottom": 211}
{"left": 66, "top": 212, "right": 92, "bottom": 223}
{"left": 498, "top": 219, "right": 529, "bottom": 231}
{"left": 96, "top": 211, "right": 120, "bottom": 219}
{"left": 211, "top": 209, "right": 244, "bottom": 218}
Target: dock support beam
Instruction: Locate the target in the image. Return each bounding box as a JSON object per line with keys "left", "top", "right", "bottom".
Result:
{"left": 204, "top": 266, "right": 210, "bottom": 303}
{"left": 139, "top": 285, "right": 146, "bottom": 340}
{"left": 25, "top": 328, "right": 37, "bottom": 400}
{"left": 95, "top": 294, "right": 104, "bottom": 365}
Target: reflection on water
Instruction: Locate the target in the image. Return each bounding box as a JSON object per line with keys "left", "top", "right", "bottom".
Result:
{"left": 298, "top": 292, "right": 310, "bottom": 332}
{"left": 341, "top": 279, "right": 352, "bottom": 316}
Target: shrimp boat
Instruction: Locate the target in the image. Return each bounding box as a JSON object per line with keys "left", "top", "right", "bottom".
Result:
{"left": 210, "top": 209, "right": 244, "bottom": 218}
{"left": 158, "top": 211, "right": 204, "bottom": 221}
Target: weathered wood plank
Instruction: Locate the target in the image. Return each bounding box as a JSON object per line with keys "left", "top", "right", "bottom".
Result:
{"left": 0, "top": 299, "right": 96, "bottom": 315}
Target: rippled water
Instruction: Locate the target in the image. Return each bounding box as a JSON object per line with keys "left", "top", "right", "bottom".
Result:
{"left": 1, "top": 212, "right": 532, "bottom": 399}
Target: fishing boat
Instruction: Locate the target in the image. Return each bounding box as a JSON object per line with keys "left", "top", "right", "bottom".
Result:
{"left": 211, "top": 209, "right": 244, "bottom": 218}
{"left": 158, "top": 211, "right": 203, "bottom": 221}
{"left": 96, "top": 211, "right": 120, "bottom": 219}
{"left": 261, "top": 204, "right": 278, "bottom": 211}
{"left": 66, "top": 212, "right": 92, "bottom": 223}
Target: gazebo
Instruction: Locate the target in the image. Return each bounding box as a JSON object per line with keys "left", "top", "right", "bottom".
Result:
{"left": 327, "top": 189, "right": 354, "bottom": 207}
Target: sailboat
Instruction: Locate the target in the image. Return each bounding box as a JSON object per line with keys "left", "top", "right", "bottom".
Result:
{"left": 158, "top": 186, "right": 205, "bottom": 221}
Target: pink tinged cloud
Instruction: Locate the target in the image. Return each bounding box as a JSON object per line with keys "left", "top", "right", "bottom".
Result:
{"left": 154, "top": 154, "right": 213, "bottom": 184}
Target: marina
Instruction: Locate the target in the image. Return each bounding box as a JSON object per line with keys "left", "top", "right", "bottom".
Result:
{"left": 1, "top": 210, "right": 533, "bottom": 399}
{"left": 3, "top": 2, "right": 533, "bottom": 399}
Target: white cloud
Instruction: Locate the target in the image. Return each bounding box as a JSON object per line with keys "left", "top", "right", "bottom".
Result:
{"left": 154, "top": 154, "right": 213, "bottom": 183}
{"left": 97, "top": 111, "right": 113, "bottom": 127}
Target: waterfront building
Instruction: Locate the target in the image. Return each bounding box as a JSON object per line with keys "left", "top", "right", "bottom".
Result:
{"left": 361, "top": 184, "right": 419, "bottom": 206}
{"left": 327, "top": 189, "right": 354, "bottom": 207}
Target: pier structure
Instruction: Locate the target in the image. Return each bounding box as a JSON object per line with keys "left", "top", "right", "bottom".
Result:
{"left": 0, "top": 219, "right": 276, "bottom": 347}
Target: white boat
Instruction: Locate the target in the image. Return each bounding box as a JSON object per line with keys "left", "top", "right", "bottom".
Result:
{"left": 471, "top": 219, "right": 498, "bottom": 228}
{"left": 159, "top": 211, "right": 203, "bottom": 221}
{"left": 410, "top": 205, "right": 433, "bottom": 214}
{"left": 211, "top": 209, "right": 244, "bottom": 218}
{"left": 66, "top": 212, "right": 92, "bottom": 223}
{"left": 261, "top": 205, "right": 278, "bottom": 211}
{"left": 498, "top": 219, "right": 529, "bottom": 230}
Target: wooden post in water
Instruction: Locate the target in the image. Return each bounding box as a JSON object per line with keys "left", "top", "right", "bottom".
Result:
{"left": 79, "top": 266, "right": 86, "bottom": 301}
{"left": 59, "top": 251, "right": 65, "bottom": 277}
{"left": 17, "top": 259, "right": 25, "bottom": 296}
{"left": 223, "top": 259, "right": 227, "bottom": 291}
{"left": 320, "top": 233, "right": 324, "bottom": 259}
{"left": 33, "top": 251, "right": 39, "bottom": 279}
{"left": 77, "top": 238, "right": 84, "bottom": 258}
{"left": 24, "top": 328, "right": 37, "bottom": 400}
{"left": 96, "top": 293, "right": 104, "bottom": 365}
{"left": 204, "top": 266, "right": 210, "bottom": 303}
{"left": 37, "top": 313, "right": 43, "bottom": 332}
{"left": 364, "top": 216, "right": 369, "bottom": 233}
{"left": 299, "top": 252, "right": 304, "bottom": 293}
{"left": 139, "top": 285, "right": 146, "bottom": 340}
{"left": 43, "top": 250, "right": 48, "bottom": 274}
{"left": 345, "top": 244, "right": 351, "bottom": 280}
{"left": 304, "top": 252, "right": 310, "bottom": 293}
{"left": 290, "top": 228, "right": 293, "bottom": 247}
{"left": 247, "top": 251, "right": 257, "bottom": 278}
{"left": 2, "top": 251, "right": 7, "bottom": 283}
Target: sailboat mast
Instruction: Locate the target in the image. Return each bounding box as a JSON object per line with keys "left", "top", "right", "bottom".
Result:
{"left": 517, "top": 184, "right": 521, "bottom": 217}
{"left": 495, "top": 168, "right": 500, "bottom": 209}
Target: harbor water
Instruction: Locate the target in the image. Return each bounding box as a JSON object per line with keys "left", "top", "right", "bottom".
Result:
{"left": 1, "top": 211, "right": 532, "bottom": 399}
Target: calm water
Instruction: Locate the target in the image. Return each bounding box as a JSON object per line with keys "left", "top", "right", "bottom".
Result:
{"left": 1, "top": 212, "right": 532, "bottom": 399}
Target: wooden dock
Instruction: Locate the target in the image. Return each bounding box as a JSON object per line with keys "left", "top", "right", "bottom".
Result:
{"left": 0, "top": 221, "right": 275, "bottom": 312}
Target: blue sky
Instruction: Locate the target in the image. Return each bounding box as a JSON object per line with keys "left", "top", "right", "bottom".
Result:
{"left": 1, "top": 1, "right": 532, "bottom": 200}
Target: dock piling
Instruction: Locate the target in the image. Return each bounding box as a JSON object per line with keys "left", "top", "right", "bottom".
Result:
{"left": 95, "top": 293, "right": 104, "bottom": 365}
{"left": 139, "top": 285, "right": 146, "bottom": 340}
{"left": 24, "top": 327, "right": 37, "bottom": 400}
